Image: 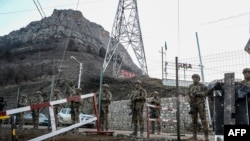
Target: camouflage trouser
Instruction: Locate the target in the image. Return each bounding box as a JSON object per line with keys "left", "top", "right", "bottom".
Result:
{"left": 19, "top": 112, "right": 25, "bottom": 128}
{"left": 54, "top": 107, "right": 60, "bottom": 126}
{"left": 132, "top": 106, "right": 144, "bottom": 134}
{"left": 100, "top": 104, "right": 109, "bottom": 130}
{"left": 151, "top": 110, "right": 161, "bottom": 133}
{"left": 71, "top": 107, "right": 80, "bottom": 124}
{"left": 32, "top": 109, "right": 40, "bottom": 129}
{"left": 191, "top": 102, "right": 208, "bottom": 131}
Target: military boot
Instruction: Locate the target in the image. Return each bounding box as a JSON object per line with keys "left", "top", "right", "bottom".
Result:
{"left": 204, "top": 130, "right": 209, "bottom": 141}
{"left": 130, "top": 126, "right": 137, "bottom": 137}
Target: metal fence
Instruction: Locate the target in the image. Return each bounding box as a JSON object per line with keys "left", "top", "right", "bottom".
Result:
{"left": 165, "top": 49, "right": 250, "bottom": 85}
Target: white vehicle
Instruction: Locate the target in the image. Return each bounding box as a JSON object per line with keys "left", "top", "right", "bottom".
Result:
{"left": 58, "top": 108, "right": 96, "bottom": 128}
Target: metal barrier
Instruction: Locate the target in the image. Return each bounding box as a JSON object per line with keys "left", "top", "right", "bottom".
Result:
{"left": 146, "top": 103, "right": 177, "bottom": 138}
{"left": 0, "top": 93, "right": 99, "bottom": 141}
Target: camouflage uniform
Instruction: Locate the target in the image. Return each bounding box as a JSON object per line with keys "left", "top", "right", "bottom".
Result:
{"left": 18, "top": 94, "right": 29, "bottom": 128}
{"left": 53, "top": 89, "right": 62, "bottom": 126}
{"left": 97, "top": 84, "right": 112, "bottom": 131}
{"left": 150, "top": 91, "right": 161, "bottom": 135}
{"left": 31, "top": 91, "right": 43, "bottom": 129}
{"left": 130, "top": 80, "right": 147, "bottom": 137}
{"left": 187, "top": 74, "right": 209, "bottom": 141}
{"left": 71, "top": 88, "right": 83, "bottom": 124}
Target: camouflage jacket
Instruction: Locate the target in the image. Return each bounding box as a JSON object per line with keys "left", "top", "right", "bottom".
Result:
{"left": 150, "top": 97, "right": 161, "bottom": 113}
{"left": 102, "top": 90, "right": 112, "bottom": 104}
{"left": 188, "top": 83, "right": 207, "bottom": 104}
{"left": 19, "top": 98, "right": 28, "bottom": 107}
{"left": 130, "top": 87, "right": 147, "bottom": 109}
{"left": 31, "top": 95, "right": 44, "bottom": 105}
{"left": 150, "top": 97, "right": 161, "bottom": 107}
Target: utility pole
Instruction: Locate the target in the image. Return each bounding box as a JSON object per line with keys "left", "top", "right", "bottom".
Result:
{"left": 164, "top": 41, "right": 168, "bottom": 80}
{"left": 195, "top": 32, "right": 212, "bottom": 126}
{"left": 162, "top": 46, "right": 164, "bottom": 81}
{"left": 71, "top": 56, "right": 83, "bottom": 88}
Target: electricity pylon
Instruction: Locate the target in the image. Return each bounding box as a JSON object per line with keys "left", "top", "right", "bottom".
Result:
{"left": 102, "top": 0, "right": 148, "bottom": 77}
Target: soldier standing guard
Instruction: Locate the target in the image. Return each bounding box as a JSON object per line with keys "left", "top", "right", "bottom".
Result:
{"left": 18, "top": 94, "right": 29, "bottom": 128}
{"left": 71, "top": 88, "right": 83, "bottom": 132}
{"left": 150, "top": 91, "right": 161, "bottom": 135}
{"left": 97, "top": 84, "right": 112, "bottom": 131}
{"left": 235, "top": 68, "right": 250, "bottom": 124}
{"left": 31, "top": 91, "right": 43, "bottom": 129}
{"left": 129, "top": 80, "right": 147, "bottom": 137}
{"left": 187, "top": 74, "right": 209, "bottom": 141}
{"left": 53, "top": 89, "right": 62, "bottom": 126}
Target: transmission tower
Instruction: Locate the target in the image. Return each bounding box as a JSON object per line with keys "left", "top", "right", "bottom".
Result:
{"left": 102, "top": 0, "right": 148, "bottom": 77}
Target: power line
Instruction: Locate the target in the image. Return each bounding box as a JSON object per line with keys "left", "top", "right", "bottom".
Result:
{"left": 0, "top": 0, "right": 108, "bottom": 15}
{"left": 33, "top": 0, "right": 44, "bottom": 18}
{"left": 36, "top": 0, "right": 46, "bottom": 17}
{"left": 197, "top": 12, "right": 249, "bottom": 27}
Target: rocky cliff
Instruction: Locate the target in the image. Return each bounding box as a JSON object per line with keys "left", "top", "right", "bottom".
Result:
{"left": 0, "top": 9, "right": 180, "bottom": 113}
{"left": 0, "top": 9, "right": 141, "bottom": 86}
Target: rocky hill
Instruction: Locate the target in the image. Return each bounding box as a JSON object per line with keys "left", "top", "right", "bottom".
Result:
{"left": 0, "top": 9, "right": 183, "bottom": 111}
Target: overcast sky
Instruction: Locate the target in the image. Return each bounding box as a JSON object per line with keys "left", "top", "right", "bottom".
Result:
{"left": 1, "top": 0, "right": 250, "bottom": 79}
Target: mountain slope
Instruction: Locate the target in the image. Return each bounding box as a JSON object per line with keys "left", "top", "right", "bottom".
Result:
{"left": 0, "top": 9, "right": 180, "bottom": 112}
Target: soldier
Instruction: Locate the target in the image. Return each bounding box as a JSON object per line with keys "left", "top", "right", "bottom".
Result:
{"left": 31, "top": 91, "right": 43, "bottom": 129}
{"left": 53, "top": 89, "right": 62, "bottom": 126}
{"left": 235, "top": 68, "right": 250, "bottom": 124}
{"left": 96, "top": 84, "right": 112, "bottom": 131}
{"left": 18, "top": 94, "right": 29, "bottom": 128}
{"left": 187, "top": 74, "right": 209, "bottom": 141}
{"left": 71, "top": 87, "right": 83, "bottom": 132}
{"left": 129, "top": 80, "right": 147, "bottom": 137}
{"left": 150, "top": 91, "right": 161, "bottom": 135}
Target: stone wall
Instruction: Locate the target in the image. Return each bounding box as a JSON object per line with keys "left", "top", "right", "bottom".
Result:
{"left": 108, "top": 96, "right": 193, "bottom": 132}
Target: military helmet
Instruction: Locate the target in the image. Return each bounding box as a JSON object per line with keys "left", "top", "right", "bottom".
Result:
{"left": 191, "top": 74, "right": 200, "bottom": 80}
{"left": 153, "top": 91, "right": 159, "bottom": 95}
{"left": 76, "top": 88, "right": 82, "bottom": 92}
{"left": 102, "top": 84, "right": 109, "bottom": 89}
{"left": 54, "top": 89, "right": 60, "bottom": 93}
{"left": 35, "top": 91, "right": 42, "bottom": 95}
{"left": 134, "top": 80, "right": 142, "bottom": 84}
{"left": 242, "top": 68, "right": 250, "bottom": 74}
{"left": 21, "top": 94, "right": 27, "bottom": 98}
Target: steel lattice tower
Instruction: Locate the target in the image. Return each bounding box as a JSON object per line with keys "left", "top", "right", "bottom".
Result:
{"left": 102, "top": 0, "right": 148, "bottom": 77}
